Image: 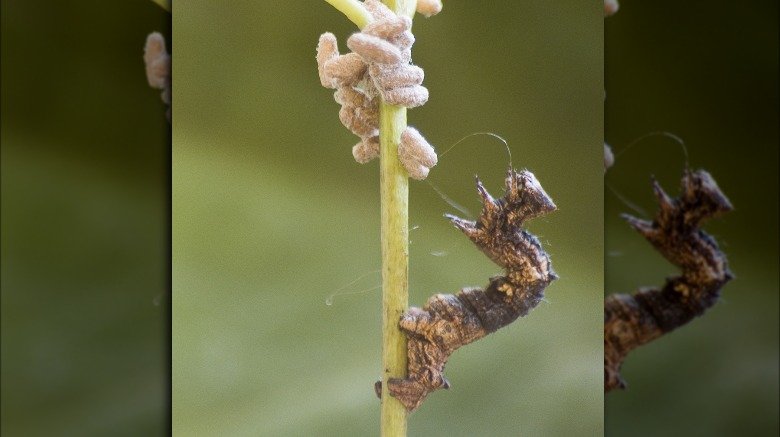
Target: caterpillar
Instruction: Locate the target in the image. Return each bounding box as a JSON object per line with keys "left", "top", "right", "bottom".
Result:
{"left": 376, "top": 169, "right": 558, "bottom": 412}
{"left": 604, "top": 170, "right": 733, "bottom": 391}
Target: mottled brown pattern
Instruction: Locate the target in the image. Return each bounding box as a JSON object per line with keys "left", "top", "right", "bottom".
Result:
{"left": 604, "top": 170, "right": 733, "bottom": 392}
{"left": 376, "top": 169, "right": 558, "bottom": 412}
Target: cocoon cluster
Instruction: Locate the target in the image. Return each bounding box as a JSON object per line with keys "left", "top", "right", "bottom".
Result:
{"left": 144, "top": 32, "right": 171, "bottom": 121}
{"left": 604, "top": 0, "right": 620, "bottom": 16}
{"left": 316, "top": 0, "right": 438, "bottom": 180}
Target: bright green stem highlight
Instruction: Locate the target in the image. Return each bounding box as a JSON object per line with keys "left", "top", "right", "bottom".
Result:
{"left": 149, "top": 0, "right": 171, "bottom": 12}
{"left": 323, "top": 0, "right": 373, "bottom": 28}
{"left": 379, "top": 101, "right": 409, "bottom": 437}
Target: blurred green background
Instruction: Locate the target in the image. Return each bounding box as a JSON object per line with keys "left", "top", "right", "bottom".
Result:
{"left": 1, "top": 1, "right": 169, "bottom": 436}
{"left": 174, "top": 1, "right": 603, "bottom": 436}
{"left": 604, "top": 1, "right": 779, "bottom": 435}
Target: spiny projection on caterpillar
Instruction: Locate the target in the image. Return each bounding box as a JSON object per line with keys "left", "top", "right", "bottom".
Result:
{"left": 376, "top": 168, "right": 558, "bottom": 412}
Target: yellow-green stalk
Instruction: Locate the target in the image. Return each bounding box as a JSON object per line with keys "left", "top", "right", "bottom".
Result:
{"left": 379, "top": 97, "right": 409, "bottom": 437}
{"left": 321, "top": 1, "right": 417, "bottom": 435}
{"left": 379, "top": 2, "right": 416, "bottom": 436}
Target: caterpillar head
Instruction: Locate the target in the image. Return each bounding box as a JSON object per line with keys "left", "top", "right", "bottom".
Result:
{"left": 448, "top": 169, "right": 556, "bottom": 236}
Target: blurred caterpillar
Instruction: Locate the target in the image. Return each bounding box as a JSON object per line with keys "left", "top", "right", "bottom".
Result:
{"left": 604, "top": 170, "right": 733, "bottom": 391}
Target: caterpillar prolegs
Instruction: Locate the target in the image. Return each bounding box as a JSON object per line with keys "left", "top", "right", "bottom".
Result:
{"left": 375, "top": 169, "right": 558, "bottom": 412}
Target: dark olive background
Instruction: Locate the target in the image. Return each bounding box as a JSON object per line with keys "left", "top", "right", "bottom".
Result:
{"left": 173, "top": 1, "right": 603, "bottom": 436}
{"left": 1, "top": 1, "right": 169, "bottom": 436}
{"left": 604, "top": 1, "right": 779, "bottom": 435}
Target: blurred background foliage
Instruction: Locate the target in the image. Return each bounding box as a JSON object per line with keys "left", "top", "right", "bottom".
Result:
{"left": 174, "top": 1, "right": 603, "bottom": 436}
{"left": 1, "top": 1, "right": 169, "bottom": 436}
{"left": 604, "top": 1, "right": 779, "bottom": 435}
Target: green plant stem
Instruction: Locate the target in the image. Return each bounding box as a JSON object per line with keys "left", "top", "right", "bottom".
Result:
{"left": 379, "top": 101, "right": 409, "bottom": 437}
{"left": 379, "top": 3, "right": 416, "bottom": 437}
{"left": 149, "top": 0, "right": 171, "bottom": 12}
{"left": 322, "top": 1, "right": 417, "bottom": 435}
{"left": 388, "top": 0, "right": 418, "bottom": 19}
{"left": 323, "top": 0, "right": 373, "bottom": 28}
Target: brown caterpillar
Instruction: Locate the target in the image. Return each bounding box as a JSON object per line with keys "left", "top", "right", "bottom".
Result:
{"left": 604, "top": 170, "right": 733, "bottom": 392}
{"left": 375, "top": 169, "right": 558, "bottom": 412}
